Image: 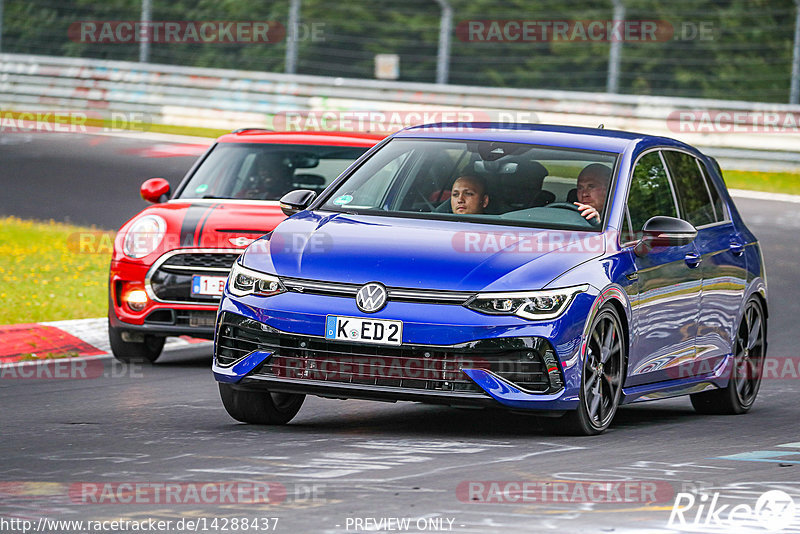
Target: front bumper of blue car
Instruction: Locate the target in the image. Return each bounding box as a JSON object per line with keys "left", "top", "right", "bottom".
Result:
{"left": 212, "top": 288, "right": 598, "bottom": 412}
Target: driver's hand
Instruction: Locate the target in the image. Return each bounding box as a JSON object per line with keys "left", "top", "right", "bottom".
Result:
{"left": 574, "top": 202, "right": 600, "bottom": 223}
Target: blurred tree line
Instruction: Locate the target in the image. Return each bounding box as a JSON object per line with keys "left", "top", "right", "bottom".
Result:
{"left": 2, "top": 0, "right": 797, "bottom": 102}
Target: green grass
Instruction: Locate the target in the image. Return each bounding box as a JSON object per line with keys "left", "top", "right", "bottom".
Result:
{"left": 143, "top": 123, "right": 231, "bottom": 138}
{"left": 91, "top": 118, "right": 230, "bottom": 139}
{"left": 0, "top": 217, "right": 111, "bottom": 325}
{"left": 722, "top": 170, "right": 800, "bottom": 196}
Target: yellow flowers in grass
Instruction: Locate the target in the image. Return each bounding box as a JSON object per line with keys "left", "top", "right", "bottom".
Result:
{"left": 0, "top": 216, "right": 113, "bottom": 324}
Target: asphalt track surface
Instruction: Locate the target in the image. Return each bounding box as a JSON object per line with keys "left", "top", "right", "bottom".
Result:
{"left": 0, "top": 133, "right": 204, "bottom": 230}
{"left": 2, "top": 133, "right": 800, "bottom": 533}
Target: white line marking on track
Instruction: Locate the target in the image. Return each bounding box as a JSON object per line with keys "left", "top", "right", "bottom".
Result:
{"left": 729, "top": 189, "right": 800, "bottom": 204}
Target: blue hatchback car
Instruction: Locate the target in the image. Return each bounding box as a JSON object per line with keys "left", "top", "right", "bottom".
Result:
{"left": 213, "top": 123, "right": 768, "bottom": 435}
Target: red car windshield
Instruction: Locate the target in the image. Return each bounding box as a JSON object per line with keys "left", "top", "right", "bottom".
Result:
{"left": 176, "top": 143, "right": 369, "bottom": 200}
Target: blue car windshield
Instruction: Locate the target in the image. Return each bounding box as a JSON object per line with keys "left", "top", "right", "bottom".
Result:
{"left": 319, "top": 138, "right": 619, "bottom": 230}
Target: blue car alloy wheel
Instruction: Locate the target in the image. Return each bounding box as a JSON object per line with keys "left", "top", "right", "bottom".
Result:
{"left": 213, "top": 123, "right": 768, "bottom": 436}
{"left": 563, "top": 305, "right": 626, "bottom": 435}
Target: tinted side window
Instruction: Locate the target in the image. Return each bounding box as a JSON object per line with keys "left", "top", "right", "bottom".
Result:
{"left": 663, "top": 151, "right": 716, "bottom": 227}
{"left": 697, "top": 160, "right": 728, "bottom": 222}
{"left": 627, "top": 151, "right": 678, "bottom": 231}
{"left": 620, "top": 210, "right": 635, "bottom": 244}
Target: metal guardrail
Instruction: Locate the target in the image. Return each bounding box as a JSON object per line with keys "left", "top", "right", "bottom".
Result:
{"left": 1, "top": 53, "right": 799, "bottom": 170}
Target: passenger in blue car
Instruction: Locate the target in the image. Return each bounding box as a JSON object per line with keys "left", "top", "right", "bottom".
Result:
{"left": 450, "top": 175, "right": 490, "bottom": 215}
{"left": 574, "top": 163, "right": 611, "bottom": 224}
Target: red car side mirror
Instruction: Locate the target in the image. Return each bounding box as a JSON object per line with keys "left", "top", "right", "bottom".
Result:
{"left": 140, "top": 178, "right": 171, "bottom": 204}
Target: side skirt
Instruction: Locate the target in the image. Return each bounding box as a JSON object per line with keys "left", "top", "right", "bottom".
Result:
{"left": 621, "top": 354, "right": 733, "bottom": 404}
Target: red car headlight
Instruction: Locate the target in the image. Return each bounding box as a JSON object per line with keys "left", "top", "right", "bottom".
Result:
{"left": 122, "top": 215, "right": 166, "bottom": 259}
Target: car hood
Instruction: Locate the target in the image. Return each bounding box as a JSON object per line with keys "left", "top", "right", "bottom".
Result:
{"left": 241, "top": 211, "right": 605, "bottom": 292}
{"left": 113, "top": 200, "right": 286, "bottom": 262}
{"left": 177, "top": 200, "right": 286, "bottom": 249}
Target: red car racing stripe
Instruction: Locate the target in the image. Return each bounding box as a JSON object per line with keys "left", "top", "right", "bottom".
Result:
{"left": 179, "top": 204, "right": 216, "bottom": 247}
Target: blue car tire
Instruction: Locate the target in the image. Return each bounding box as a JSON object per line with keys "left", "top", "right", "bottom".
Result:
{"left": 219, "top": 383, "right": 305, "bottom": 424}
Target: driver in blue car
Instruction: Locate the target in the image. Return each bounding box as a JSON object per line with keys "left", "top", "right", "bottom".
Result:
{"left": 574, "top": 163, "right": 611, "bottom": 223}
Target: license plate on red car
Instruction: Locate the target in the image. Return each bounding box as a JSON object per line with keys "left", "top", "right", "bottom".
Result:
{"left": 325, "top": 315, "right": 402, "bottom": 345}
{"left": 191, "top": 275, "right": 227, "bottom": 296}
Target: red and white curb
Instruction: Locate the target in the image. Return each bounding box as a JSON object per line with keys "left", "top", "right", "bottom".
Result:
{"left": 1, "top": 318, "right": 209, "bottom": 363}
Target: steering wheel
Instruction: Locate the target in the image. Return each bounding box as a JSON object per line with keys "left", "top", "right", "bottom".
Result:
{"left": 235, "top": 187, "right": 271, "bottom": 200}
{"left": 547, "top": 202, "right": 581, "bottom": 212}
{"left": 546, "top": 202, "right": 598, "bottom": 227}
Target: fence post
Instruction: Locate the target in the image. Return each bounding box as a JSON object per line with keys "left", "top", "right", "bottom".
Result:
{"left": 791, "top": 0, "right": 800, "bottom": 104}
{"left": 286, "top": 0, "right": 301, "bottom": 74}
{"left": 139, "top": 0, "right": 152, "bottom": 62}
{"left": 434, "top": 0, "right": 452, "bottom": 84}
{"left": 0, "top": 0, "right": 5, "bottom": 53}
{"left": 607, "top": 0, "right": 625, "bottom": 93}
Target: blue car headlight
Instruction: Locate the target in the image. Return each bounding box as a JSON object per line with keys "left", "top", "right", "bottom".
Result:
{"left": 228, "top": 262, "right": 286, "bottom": 298}
{"left": 464, "top": 284, "right": 589, "bottom": 321}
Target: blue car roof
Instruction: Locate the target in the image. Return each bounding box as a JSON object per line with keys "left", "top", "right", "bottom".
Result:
{"left": 394, "top": 122, "right": 695, "bottom": 155}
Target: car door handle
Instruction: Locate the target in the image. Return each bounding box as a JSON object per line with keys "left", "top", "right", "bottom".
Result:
{"left": 730, "top": 241, "right": 745, "bottom": 256}
{"left": 684, "top": 252, "right": 702, "bottom": 268}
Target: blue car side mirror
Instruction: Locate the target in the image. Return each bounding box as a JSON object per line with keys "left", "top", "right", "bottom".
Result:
{"left": 279, "top": 189, "right": 317, "bottom": 216}
{"left": 634, "top": 216, "right": 698, "bottom": 256}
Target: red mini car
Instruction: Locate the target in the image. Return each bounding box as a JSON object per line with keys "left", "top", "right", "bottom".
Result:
{"left": 109, "top": 129, "right": 383, "bottom": 362}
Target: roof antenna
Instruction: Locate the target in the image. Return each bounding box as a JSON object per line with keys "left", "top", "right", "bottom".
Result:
{"left": 597, "top": 124, "right": 605, "bottom": 129}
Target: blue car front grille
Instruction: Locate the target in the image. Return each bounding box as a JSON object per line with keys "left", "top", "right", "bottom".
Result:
{"left": 215, "top": 312, "right": 562, "bottom": 394}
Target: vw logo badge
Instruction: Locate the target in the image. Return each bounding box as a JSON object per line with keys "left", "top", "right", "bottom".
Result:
{"left": 356, "top": 282, "right": 387, "bottom": 313}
